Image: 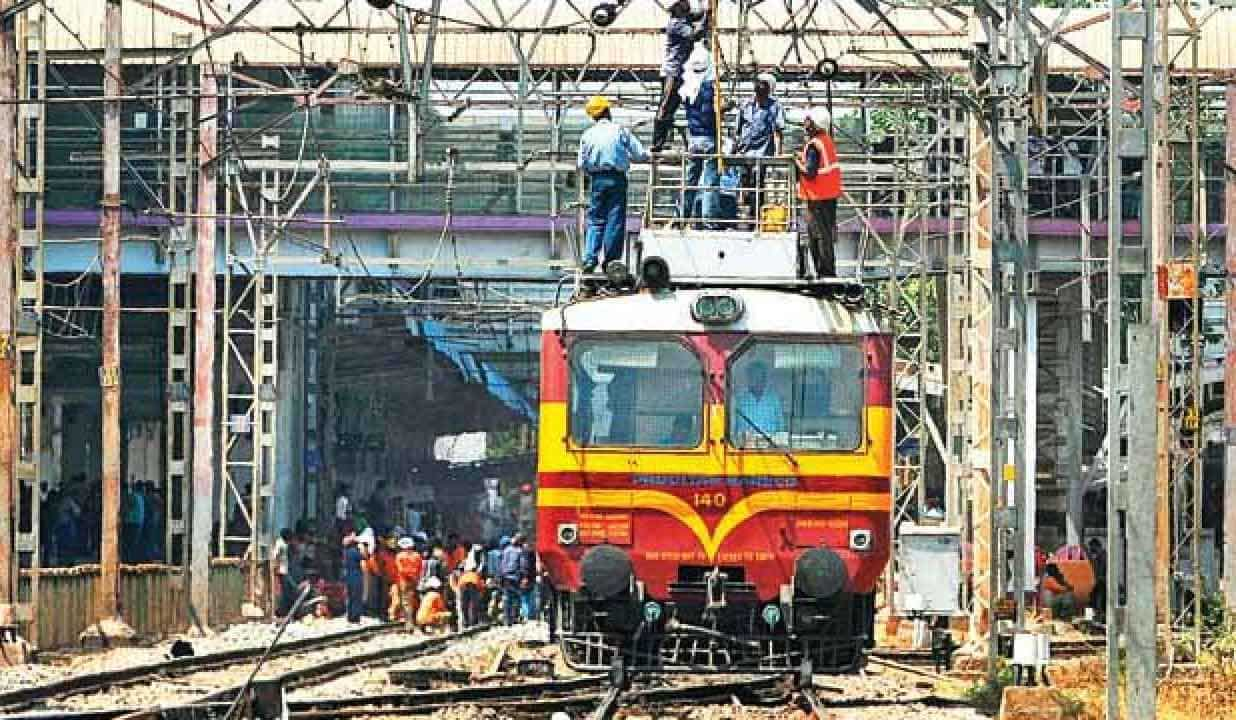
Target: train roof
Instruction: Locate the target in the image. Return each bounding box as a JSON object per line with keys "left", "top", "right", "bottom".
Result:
{"left": 542, "top": 288, "right": 882, "bottom": 336}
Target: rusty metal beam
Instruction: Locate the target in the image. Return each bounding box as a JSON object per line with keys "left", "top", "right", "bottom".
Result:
{"left": 0, "top": 0, "right": 17, "bottom": 629}
{"left": 191, "top": 64, "right": 218, "bottom": 627}
{"left": 91, "top": 0, "right": 130, "bottom": 640}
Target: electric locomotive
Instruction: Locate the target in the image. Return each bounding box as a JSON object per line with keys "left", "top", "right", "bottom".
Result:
{"left": 536, "top": 206, "right": 893, "bottom": 673}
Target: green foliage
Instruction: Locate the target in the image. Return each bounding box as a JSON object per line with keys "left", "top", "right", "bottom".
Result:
{"left": 866, "top": 107, "right": 928, "bottom": 146}
{"left": 1052, "top": 690, "right": 1088, "bottom": 720}
{"left": 964, "top": 664, "right": 1016, "bottom": 715}
{"left": 1199, "top": 592, "right": 1236, "bottom": 669}
{"left": 486, "top": 425, "right": 534, "bottom": 460}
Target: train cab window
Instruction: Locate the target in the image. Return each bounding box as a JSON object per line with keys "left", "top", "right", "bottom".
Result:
{"left": 568, "top": 340, "right": 704, "bottom": 448}
{"left": 727, "top": 342, "right": 864, "bottom": 451}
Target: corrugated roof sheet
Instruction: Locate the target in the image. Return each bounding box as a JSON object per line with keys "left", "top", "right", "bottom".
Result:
{"left": 36, "top": 1, "right": 1235, "bottom": 73}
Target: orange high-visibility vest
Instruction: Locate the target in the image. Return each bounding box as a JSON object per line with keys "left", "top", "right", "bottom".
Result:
{"left": 798, "top": 133, "right": 842, "bottom": 201}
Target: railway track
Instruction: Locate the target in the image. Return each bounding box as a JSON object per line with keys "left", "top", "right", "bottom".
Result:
{"left": 0, "top": 620, "right": 993, "bottom": 720}
{"left": 0, "top": 672, "right": 964, "bottom": 720}
{"left": 0, "top": 625, "right": 487, "bottom": 718}
{"left": 0, "top": 622, "right": 407, "bottom": 712}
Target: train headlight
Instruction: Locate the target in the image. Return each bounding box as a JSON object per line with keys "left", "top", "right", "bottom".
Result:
{"left": 692, "top": 293, "right": 744, "bottom": 325}
{"left": 849, "top": 529, "right": 873, "bottom": 552}
{"left": 761, "top": 603, "right": 782, "bottom": 628}
{"left": 557, "top": 523, "right": 579, "bottom": 546}
{"left": 643, "top": 601, "right": 662, "bottom": 624}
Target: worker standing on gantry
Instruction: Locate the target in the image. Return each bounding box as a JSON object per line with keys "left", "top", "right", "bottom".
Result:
{"left": 577, "top": 96, "right": 650, "bottom": 273}
{"left": 652, "top": 0, "right": 710, "bottom": 152}
{"left": 733, "top": 73, "right": 786, "bottom": 226}
{"left": 797, "top": 107, "right": 843, "bottom": 278}
{"left": 678, "top": 47, "right": 719, "bottom": 228}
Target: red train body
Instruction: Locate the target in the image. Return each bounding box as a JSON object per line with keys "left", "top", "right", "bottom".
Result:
{"left": 536, "top": 288, "right": 892, "bottom": 673}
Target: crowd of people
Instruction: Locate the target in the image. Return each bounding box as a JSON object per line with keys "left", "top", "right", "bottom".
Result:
{"left": 42, "top": 476, "right": 167, "bottom": 566}
{"left": 270, "top": 486, "right": 545, "bottom": 635}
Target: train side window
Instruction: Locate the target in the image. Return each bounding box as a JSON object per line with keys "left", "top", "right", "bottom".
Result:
{"left": 568, "top": 339, "right": 705, "bottom": 449}
{"left": 727, "top": 341, "right": 864, "bottom": 452}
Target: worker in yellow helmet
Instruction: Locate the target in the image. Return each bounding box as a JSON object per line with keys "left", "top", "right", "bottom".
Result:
{"left": 576, "top": 96, "right": 649, "bottom": 273}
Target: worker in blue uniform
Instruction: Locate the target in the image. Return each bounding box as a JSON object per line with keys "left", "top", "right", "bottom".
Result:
{"left": 342, "top": 533, "right": 365, "bottom": 623}
{"left": 652, "top": 0, "right": 709, "bottom": 152}
{"left": 577, "top": 96, "right": 650, "bottom": 273}
{"left": 679, "top": 47, "right": 719, "bottom": 228}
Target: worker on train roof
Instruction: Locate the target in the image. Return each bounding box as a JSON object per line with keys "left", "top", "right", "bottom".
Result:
{"left": 797, "top": 106, "right": 843, "bottom": 279}
{"left": 577, "top": 95, "right": 649, "bottom": 273}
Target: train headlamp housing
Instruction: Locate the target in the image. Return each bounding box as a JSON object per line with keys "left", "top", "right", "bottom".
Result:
{"left": 642, "top": 601, "right": 663, "bottom": 624}
{"left": 691, "top": 293, "right": 744, "bottom": 325}
{"left": 761, "top": 603, "right": 782, "bottom": 628}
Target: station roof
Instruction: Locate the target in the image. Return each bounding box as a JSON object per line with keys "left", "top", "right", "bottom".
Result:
{"left": 36, "top": 1, "right": 1236, "bottom": 75}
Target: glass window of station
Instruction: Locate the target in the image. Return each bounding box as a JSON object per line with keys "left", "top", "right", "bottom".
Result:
{"left": 727, "top": 342, "right": 864, "bottom": 451}
{"left": 568, "top": 340, "right": 705, "bottom": 449}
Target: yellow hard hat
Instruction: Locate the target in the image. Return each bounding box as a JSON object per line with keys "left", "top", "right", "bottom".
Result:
{"left": 585, "top": 95, "right": 611, "bottom": 119}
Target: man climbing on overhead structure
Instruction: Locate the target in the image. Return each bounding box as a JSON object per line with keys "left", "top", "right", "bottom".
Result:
{"left": 577, "top": 96, "right": 650, "bottom": 273}
{"left": 796, "top": 107, "right": 843, "bottom": 278}
{"left": 652, "top": 0, "right": 709, "bottom": 153}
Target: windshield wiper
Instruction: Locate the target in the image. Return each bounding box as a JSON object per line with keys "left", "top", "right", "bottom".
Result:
{"left": 709, "top": 376, "right": 798, "bottom": 468}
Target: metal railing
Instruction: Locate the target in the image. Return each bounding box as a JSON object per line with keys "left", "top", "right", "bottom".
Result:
{"left": 641, "top": 153, "right": 802, "bottom": 233}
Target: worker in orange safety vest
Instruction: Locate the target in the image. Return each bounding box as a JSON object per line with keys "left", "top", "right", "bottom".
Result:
{"left": 796, "top": 107, "right": 843, "bottom": 279}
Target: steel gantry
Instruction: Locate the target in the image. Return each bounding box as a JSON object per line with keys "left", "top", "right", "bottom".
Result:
{"left": 220, "top": 122, "right": 285, "bottom": 610}
{"left": 9, "top": 1, "right": 1236, "bottom": 654}
{"left": 163, "top": 33, "right": 196, "bottom": 568}
{"left": 1157, "top": 5, "right": 1210, "bottom": 660}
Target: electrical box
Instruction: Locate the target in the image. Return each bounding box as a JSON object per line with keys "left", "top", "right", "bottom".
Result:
{"left": 894, "top": 524, "right": 961, "bottom": 616}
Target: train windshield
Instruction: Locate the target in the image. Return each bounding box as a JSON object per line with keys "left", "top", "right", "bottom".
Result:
{"left": 727, "top": 341, "right": 864, "bottom": 451}
{"left": 568, "top": 339, "right": 704, "bottom": 448}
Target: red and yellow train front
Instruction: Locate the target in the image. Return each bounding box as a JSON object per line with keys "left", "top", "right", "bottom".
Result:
{"left": 535, "top": 290, "right": 893, "bottom": 671}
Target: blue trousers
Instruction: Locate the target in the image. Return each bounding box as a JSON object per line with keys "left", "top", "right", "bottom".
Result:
{"left": 584, "top": 172, "right": 628, "bottom": 268}
{"left": 520, "top": 585, "right": 538, "bottom": 621}
{"left": 682, "top": 137, "right": 719, "bottom": 227}
{"left": 345, "top": 574, "right": 364, "bottom": 623}
{"left": 503, "top": 580, "right": 522, "bottom": 626}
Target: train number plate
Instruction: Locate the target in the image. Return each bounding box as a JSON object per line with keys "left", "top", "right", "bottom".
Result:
{"left": 578, "top": 512, "right": 632, "bottom": 545}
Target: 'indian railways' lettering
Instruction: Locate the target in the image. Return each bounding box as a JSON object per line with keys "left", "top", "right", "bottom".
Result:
{"left": 632, "top": 475, "right": 799, "bottom": 489}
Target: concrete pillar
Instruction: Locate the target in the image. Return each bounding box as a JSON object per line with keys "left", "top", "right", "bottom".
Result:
{"left": 87, "top": 0, "right": 133, "bottom": 643}
{"left": 190, "top": 64, "right": 218, "bottom": 629}
{"left": 966, "top": 112, "right": 995, "bottom": 660}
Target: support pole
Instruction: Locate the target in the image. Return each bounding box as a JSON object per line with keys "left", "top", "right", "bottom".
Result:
{"left": 191, "top": 64, "right": 219, "bottom": 629}
{"left": 1153, "top": 0, "right": 1173, "bottom": 633}
{"left": 1128, "top": 323, "right": 1159, "bottom": 720}
{"left": 0, "top": 0, "right": 18, "bottom": 630}
{"left": 89, "top": 0, "right": 134, "bottom": 643}
{"left": 1224, "top": 81, "right": 1236, "bottom": 609}
{"left": 395, "top": 5, "right": 416, "bottom": 182}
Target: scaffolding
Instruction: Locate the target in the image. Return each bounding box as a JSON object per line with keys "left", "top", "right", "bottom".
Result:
{"left": 162, "top": 35, "right": 195, "bottom": 568}
{"left": 1162, "top": 7, "right": 1207, "bottom": 659}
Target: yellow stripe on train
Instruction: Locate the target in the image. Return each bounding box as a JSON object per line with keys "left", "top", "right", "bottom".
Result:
{"left": 537, "top": 404, "right": 893, "bottom": 477}
{"left": 538, "top": 487, "right": 891, "bottom": 561}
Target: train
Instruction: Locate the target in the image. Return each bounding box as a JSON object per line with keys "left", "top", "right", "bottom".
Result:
{"left": 535, "top": 265, "right": 894, "bottom": 674}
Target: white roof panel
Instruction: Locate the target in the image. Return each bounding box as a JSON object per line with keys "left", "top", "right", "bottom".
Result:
{"left": 36, "top": 1, "right": 1236, "bottom": 73}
